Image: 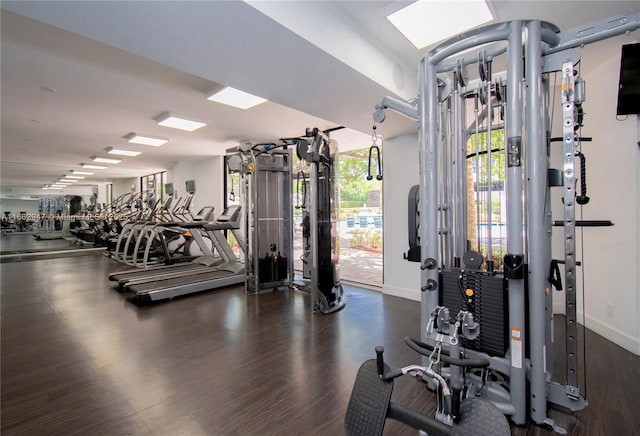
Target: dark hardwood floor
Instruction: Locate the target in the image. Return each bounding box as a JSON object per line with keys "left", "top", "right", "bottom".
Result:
{"left": 1, "top": 252, "right": 639, "bottom": 435}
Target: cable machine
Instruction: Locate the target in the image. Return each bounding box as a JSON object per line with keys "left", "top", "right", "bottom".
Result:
{"left": 369, "top": 12, "right": 638, "bottom": 433}
{"left": 290, "top": 127, "right": 346, "bottom": 314}
{"left": 226, "top": 143, "right": 294, "bottom": 294}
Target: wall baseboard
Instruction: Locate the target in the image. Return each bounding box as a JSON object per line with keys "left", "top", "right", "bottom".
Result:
{"left": 551, "top": 301, "right": 638, "bottom": 355}
{"left": 579, "top": 312, "right": 640, "bottom": 356}
{"left": 383, "top": 285, "right": 420, "bottom": 302}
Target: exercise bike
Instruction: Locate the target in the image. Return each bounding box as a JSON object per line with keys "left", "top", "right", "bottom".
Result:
{"left": 345, "top": 339, "right": 510, "bottom": 435}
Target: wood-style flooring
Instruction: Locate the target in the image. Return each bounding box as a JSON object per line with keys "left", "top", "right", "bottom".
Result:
{"left": 1, "top": 252, "right": 639, "bottom": 435}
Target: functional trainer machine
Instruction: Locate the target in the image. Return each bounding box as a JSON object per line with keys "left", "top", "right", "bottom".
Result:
{"left": 289, "top": 128, "right": 346, "bottom": 314}
{"left": 226, "top": 143, "right": 294, "bottom": 294}
{"left": 354, "top": 11, "right": 639, "bottom": 434}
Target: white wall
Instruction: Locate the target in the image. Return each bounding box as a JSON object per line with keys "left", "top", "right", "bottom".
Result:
{"left": 550, "top": 38, "right": 639, "bottom": 354}
{"left": 193, "top": 157, "right": 224, "bottom": 214}
{"left": 167, "top": 158, "right": 224, "bottom": 216}
{"left": 94, "top": 182, "right": 110, "bottom": 206}
{"left": 111, "top": 178, "right": 138, "bottom": 198}
{"left": 382, "top": 133, "right": 421, "bottom": 301}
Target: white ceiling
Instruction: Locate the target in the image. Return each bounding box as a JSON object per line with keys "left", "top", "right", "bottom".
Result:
{"left": 1, "top": 1, "right": 638, "bottom": 190}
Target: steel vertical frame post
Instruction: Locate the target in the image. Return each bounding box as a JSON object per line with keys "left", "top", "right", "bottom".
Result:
{"left": 309, "top": 157, "right": 319, "bottom": 313}
{"left": 561, "top": 61, "right": 579, "bottom": 396}
{"left": 505, "top": 20, "right": 527, "bottom": 425}
{"left": 252, "top": 153, "right": 260, "bottom": 293}
{"left": 485, "top": 77, "right": 493, "bottom": 266}
{"left": 525, "top": 20, "right": 548, "bottom": 424}
{"left": 419, "top": 58, "right": 440, "bottom": 350}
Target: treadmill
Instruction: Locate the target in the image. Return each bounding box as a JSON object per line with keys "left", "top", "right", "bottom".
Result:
{"left": 124, "top": 206, "right": 245, "bottom": 304}
{"left": 107, "top": 205, "right": 225, "bottom": 289}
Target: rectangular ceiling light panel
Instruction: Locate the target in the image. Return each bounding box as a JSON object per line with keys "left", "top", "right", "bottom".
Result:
{"left": 207, "top": 87, "right": 267, "bottom": 109}
{"left": 92, "top": 157, "right": 122, "bottom": 164}
{"left": 125, "top": 133, "right": 168, "bottom": 147}
{"left": 387, "top": 0, "right": 494, "bottom": 49}
{"left": 155, "top": 112, "right": 207, "bottom": 132}
{"left": 71, "top": 170, "right": 94, "bottom": 175}
{"left": 107, "top": 148, "right": 141, "bottom": 157}
{"left": 65, "top": 175, "right": 85, "bottom": 179}
{"left": 81, "top": 164, "right": 108, "bottom": 170}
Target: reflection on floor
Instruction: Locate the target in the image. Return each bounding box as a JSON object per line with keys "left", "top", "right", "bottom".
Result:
{"left": 0, "top": 233, "right": 103, "bottom": 262}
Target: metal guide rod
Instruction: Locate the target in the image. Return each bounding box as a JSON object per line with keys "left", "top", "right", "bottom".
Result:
{"left": 561, "top": 61, "right": 579, "bottom": 396}
{"left": 454, "top": 79, "right": 466, "bottom": 262}
{"left": 444, "top": 98, "right": 453, "bottom": 267}
{"left": 485, "top": 66, "right": 493, "bottom": 267}
{"left": 474, "top": 95, "right": 481, "bottom": 251}
{"left": 505, "top": 20, "right": 526, "bottom": 425}
{"left": 525, "top": 20, "right": 548, "bottom": 425}
{"left": 542, "top": 77, "right": 555, "bottom": 376}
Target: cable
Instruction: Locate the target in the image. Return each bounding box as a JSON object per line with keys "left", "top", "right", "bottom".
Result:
{"left": 577, "top": 125, "right": 588, "bottom": 401}
{"left": 576, "top": 61, "right": 588, "bottom": 400}
{"left": 549, "top": 72, "right": 557, "bottom": 135}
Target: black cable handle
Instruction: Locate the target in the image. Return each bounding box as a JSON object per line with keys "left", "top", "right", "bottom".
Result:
{"left": 367, "top": 144, "right": 383, "bottom": 181}
{"left": 575, "top": 152, "right": 589, "bottom": 205}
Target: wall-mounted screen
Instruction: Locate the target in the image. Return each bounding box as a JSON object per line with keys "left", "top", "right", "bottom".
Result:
{"left": 616, "top": 43, "right": 640, "bottom": 116}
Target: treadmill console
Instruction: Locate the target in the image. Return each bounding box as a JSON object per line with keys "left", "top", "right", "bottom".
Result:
{"left": 216, "top": 205, "right": 241, "bottom": 224}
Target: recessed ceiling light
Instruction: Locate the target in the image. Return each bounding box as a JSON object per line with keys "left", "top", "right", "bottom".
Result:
{"left": 92, "top": 157, "right": 122, "bottom": 164}
{"left": 386, "top": 0, "right": 494, "bottom": 49}
{"left": 59, "top": 179, "right": 78, "bottom": 183}
{"left": 81, "top": 164, "right": 108, "bottom": 170}
{"left": 71, "top": 170, "right": 93, "bottom": 175}
{"left": 124, "top": 133, "right": 168, "bottom": 147}
{"left": 154, "top": 111, "right": 207, "bottom": 132}
{"left": 65, "top": 175, "right": 85, "bottom": 179}
{"left": 46, "top": 186, "right": 64, "bottom": 190}
{"left": 207, "top": 87, "right": 267, "bottom": 109}
{"left": 105, "top": 147, "right": 141, "bottom": 157}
